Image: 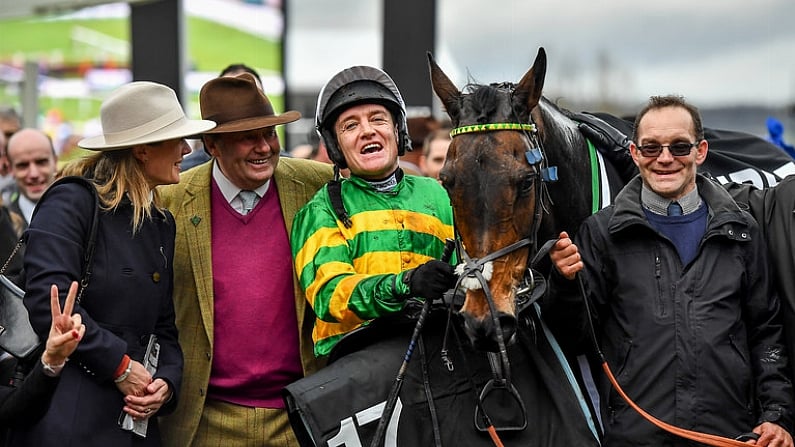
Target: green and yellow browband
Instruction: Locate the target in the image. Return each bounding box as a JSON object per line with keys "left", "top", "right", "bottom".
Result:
{"left": 450, "top": 123, "right": 537, "bottom": 137}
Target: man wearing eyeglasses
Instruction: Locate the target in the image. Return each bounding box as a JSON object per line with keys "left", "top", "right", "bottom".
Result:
{"left": 546, "top": 95, "right": 793, "bottom": 446}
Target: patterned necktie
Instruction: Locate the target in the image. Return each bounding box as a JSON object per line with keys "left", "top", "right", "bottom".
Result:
{"left": 238, "top": 190, "right": 258, "bottom": 215}
{"left": 667, "top": 201, "right": 683, "bottom": 216}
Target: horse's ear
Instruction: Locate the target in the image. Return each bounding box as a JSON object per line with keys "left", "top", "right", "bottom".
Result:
{"left": 513, "top": 47, "right": 547, "bottom": 112}
{"left": 427, "top": 52, "right": 461, "bottom": 123}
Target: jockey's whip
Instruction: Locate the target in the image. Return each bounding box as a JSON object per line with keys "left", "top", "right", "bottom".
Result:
{"left": 575, "top": 273, "right": 755, "bottom": 447}
{"left": 369, "top": 239, "right": 456, "bottom": 447}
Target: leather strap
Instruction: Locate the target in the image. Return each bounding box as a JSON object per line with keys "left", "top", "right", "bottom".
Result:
{"left": 2, "top": 176, "right": 100, "bottom": 304}
{"left": 33, "top": 176, "right": 101, "bottom": 304}
{"left": 601, "top": 362, "right": 751, "bottom": 446}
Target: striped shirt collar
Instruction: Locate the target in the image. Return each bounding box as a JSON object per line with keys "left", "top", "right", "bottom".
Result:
{"left": 641, "top": 184, "right": 702, "bottom": 216}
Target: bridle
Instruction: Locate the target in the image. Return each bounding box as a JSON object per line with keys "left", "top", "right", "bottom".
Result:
{"left": 447, "top": 116, "right": 557, "bottom": 335}
{"left": 442, "top": 115, "right": 559, "bottom": 438}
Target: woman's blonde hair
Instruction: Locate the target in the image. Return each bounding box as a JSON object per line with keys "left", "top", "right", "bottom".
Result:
{"left": 60, "top": 148, "right": 162, "bottom": 232}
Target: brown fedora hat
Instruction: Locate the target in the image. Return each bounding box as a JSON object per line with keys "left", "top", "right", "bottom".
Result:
{"left": 200, "top": 72, "right": 300, "bottom": 134}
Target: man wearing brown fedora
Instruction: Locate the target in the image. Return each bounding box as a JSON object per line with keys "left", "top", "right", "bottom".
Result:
{"left": 158, "top": 73, "right": 333, "bottom": 447}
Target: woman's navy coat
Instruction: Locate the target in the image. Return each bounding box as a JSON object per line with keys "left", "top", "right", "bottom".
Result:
{"left": 12, "top": 181, "right": 183, "bottom": 446}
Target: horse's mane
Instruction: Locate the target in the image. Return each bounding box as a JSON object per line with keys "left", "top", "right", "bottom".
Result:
{"left": 535, "top": 97, "right": 581, "bottom": 143}
{"left": 460, "top": 82, "right": 578, "bottom": 128}
{"left": 551, "top": 100, "right": 580, "bottom": 122}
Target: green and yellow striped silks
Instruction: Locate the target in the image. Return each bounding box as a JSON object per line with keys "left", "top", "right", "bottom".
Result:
{"left": 291, "top": 175, "right": 455, "bottom": 356}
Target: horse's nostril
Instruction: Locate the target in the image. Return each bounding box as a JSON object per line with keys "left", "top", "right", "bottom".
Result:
{"left": 462, "top": 312, "right": 518, "bottom": 352}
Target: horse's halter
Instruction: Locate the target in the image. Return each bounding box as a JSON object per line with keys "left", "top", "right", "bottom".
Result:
{"left": 443, "top": 104, "right": 559, "bottom": 431}
{"left": 448, "top": 119, "right": 553, "bottom": 342}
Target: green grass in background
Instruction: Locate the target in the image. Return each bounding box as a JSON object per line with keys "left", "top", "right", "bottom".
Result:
{"left": 0, "top": 12, "right": 283, "bottom": 136}
{"left": 0, "top": 17, "right": 128, "bottom": 60}
{"left": 186, "top": 17, "right": 281, "bottom": 72}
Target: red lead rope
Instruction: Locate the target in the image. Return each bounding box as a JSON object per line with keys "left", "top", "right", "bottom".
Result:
{"left": 486, "top": 425, "right": 505, "bottom": 447}
{"left": 570, "top": 268, "right": 754, "bottom": 447}
{"left": 601, "top": 362, "right": 752, "bottom": 447}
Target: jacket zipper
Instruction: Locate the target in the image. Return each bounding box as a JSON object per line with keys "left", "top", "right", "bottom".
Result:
{"left": 655, "top": 255, "right": 664, "bottom": 315}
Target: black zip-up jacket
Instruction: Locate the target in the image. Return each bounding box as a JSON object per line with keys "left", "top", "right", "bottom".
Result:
{"left": 726, "top": 174, "right": 795, "bottom": 392}
{"left": 545, "top": 175, "right": 793, "bottom": 446}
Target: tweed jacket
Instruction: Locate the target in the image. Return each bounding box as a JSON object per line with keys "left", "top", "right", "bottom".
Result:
{"left": 157, "top": 157, "right": 333, "bottom": 446}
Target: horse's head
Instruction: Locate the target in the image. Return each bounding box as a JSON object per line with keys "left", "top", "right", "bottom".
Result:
{"left": 428, "top": 48, "right": 549, "bottom": 352}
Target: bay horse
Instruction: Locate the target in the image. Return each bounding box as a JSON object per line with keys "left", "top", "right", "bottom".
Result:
{"left": 429, "top": 47, "right": 606, "bottom": 352}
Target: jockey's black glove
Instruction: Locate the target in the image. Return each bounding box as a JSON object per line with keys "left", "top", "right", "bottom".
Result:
{"left": 403, "top": 260, "right": 457, "bottom": 300}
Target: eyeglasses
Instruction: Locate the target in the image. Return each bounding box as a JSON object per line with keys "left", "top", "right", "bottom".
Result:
{"left": 637, "top": 142, "right": 698, "bottom": 157}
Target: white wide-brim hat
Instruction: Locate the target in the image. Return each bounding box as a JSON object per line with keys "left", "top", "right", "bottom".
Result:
{"left": 79, "top": 81, "right": 216, "bottom": 151}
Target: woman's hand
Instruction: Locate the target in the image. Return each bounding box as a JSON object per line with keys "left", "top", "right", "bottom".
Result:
{"left": 123, "top": 378, "right": 172, "bottom": 420}
{"left": 115, "top": 360, "right": 153, "bottom": 397}
{"left": 41, "top": 281, "right": 85, "bottom": 367}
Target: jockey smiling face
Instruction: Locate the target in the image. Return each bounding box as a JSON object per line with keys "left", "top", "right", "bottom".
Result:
{"left": 315, "top": 67, "right": 412, "bottom": 179}
{"left": 333, "top": 103, "right": 400, "bottom": 180}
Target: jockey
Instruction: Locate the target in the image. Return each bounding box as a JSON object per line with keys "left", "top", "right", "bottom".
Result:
{"left": 290, "top": 66, "right": 458, "bottom": 357}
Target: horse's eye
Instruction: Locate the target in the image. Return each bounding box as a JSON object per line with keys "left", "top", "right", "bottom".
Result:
{"left": 518, "top": 174, "right": 534, "bottom": 196}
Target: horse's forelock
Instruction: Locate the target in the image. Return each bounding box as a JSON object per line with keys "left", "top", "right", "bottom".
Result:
{"left": 472, "top": 85, "right": 498, "bottom": 121}
{"left": 458, "top": 83, "right": 527, "bottom": 125}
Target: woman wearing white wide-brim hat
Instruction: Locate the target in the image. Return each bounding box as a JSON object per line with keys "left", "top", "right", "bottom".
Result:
{"left": 9, "top": 81, "right": 215, "bottom": 446}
